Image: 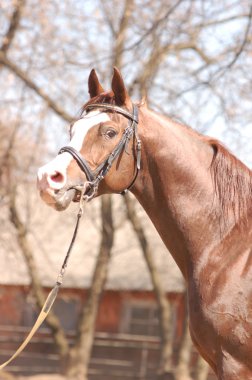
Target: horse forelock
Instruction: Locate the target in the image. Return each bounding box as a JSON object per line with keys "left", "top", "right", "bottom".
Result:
{"left": 80, "top": 92, "right": 144, "bottom": 116}
{"left": 209, "top": 139, "right": 252, "bottom": 226}
{"left": 80, "top": 92, "right": 116, "bottom": 115}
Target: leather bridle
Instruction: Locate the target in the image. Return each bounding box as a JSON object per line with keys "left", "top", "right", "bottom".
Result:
{"left": 58, "top": 103, "right": 141, "bottom": 200}
{"left": 0, "top": 105, "right": 141, "bottom": 371}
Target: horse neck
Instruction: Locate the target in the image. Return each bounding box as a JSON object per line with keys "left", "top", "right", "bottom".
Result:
{"left": 132, "top": 107, "right": 224, "bottom": 279}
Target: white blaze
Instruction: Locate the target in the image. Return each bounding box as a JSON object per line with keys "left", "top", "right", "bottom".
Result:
{"left": 37, "top": 111, "right": 110, "bottom": 188}
{"left": 69, "top": 110, "right": 110, "bottom": 151}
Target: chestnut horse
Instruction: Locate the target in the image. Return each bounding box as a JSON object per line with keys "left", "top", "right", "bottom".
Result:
{"left": 37, "top": 68, "right": 252, "bottom": 380}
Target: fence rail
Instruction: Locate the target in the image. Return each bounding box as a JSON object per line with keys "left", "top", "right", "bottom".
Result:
{"left": 0, "top": 325, "right": 160, "bottom": 379}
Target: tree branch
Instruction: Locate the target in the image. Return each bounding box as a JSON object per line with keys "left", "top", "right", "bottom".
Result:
{"left": 1, "top": 0, "right": 26, "bottom": 53}
{"left": 124, "top": 0, "right": 184, "bottom": 52}
{"left": 210, "top": 5, "right": 252, "bottom": 82}
{"left": 0, "top": 51, "right": 72, "bottom": 123}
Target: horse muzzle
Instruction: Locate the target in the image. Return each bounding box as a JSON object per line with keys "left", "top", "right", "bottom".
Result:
{"left": 37, "top": 163, "right": 78, "bottom": 210}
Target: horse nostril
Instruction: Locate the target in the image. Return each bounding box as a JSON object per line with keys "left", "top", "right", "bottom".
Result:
{"left": 50, "top": 171, "right": 64, "bottom": 183}
{"left": 37, "top": 159, "right": 68, "bottom": 192}
{"left": 47, "top": 170, "right": 66, "bottom": 190}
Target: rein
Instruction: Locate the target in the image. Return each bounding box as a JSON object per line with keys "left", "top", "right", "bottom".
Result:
{"left": 0, "top": 104, "right": 141, "bottom": 370}
{"left": 58, "top": 103, "right": 141, "bottom": 200}
{"left": 0, "top": 200, "right": 84, "bottom": 371}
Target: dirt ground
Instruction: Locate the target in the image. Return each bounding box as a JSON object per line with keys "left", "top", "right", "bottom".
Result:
{"left": 18, "top": 377, "right": 65, "bottom": 380}
{"left": 0, "top": 374, "right": 66, "bottom": 380}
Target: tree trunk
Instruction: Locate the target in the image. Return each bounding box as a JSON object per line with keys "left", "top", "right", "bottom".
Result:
{"left": 65, "top": 194, "right": 114, "bottom": 380}
{"left": 194, "top": 355, "right": 209, "bottom": 380}
{"left": 174, "top": 296, "right": 192, "bottom": 380}
{"left": 113, "top": 0, "right": 134, "bottom": 68}
{"left": 8, "top": 188, "right": 69, "bottom": 357}
{"left": 124, "top": 194, "right": 174, "bottom": 378}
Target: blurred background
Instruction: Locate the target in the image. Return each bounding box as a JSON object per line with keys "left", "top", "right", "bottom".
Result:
{"left": 0, "top": 1, "right": 251, "bottom": 379}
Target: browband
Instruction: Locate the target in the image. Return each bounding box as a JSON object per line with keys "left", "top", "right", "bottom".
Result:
{"left": 85, "top": 103, "right": 138, "bottom": 123}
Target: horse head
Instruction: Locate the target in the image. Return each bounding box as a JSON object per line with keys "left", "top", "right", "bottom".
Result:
{"left": 37, "top": 68, "right": 140, "bottom": 210}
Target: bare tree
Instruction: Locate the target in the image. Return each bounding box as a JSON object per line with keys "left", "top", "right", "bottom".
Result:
{"left": 8, "top": 187, "right": 69, "bottom": 357}
{"left": 65, "top": 195, "right": 114, "bottom": 379}
{"left": 124, "top": 195, "right": 174, "bottom": 378}
{"left": 124, "top": 195, "right": 210, "bottom": 380}
{"left": 1, "top": 1, "right": 251, "bottom": 380}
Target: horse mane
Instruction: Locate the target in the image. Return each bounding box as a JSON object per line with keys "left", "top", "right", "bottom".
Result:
{"left": 209, "top": 139, "right": 252, "bottom": 225}
{"left": 163, "top": 112, "right": 252, "bottom": 226}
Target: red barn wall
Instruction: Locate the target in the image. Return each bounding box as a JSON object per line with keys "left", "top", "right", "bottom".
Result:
{"left": 0, "top": 285, "right": 185, "bottom": 335}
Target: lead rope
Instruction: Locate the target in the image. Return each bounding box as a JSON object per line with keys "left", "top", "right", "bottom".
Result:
{"left": 0, "top": 198, "right": 84, "bottom": 371}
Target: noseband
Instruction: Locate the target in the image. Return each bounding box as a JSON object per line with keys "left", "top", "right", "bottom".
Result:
{"left": 58, "top": 103, "right": 141, "bottom": 200}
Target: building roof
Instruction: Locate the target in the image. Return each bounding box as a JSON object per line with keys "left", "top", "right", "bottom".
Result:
{"left": 0, "top": 190, "right": 184, "bottom": 293}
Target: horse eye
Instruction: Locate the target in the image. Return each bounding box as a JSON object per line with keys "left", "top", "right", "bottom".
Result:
{"left": 105, "top": 129, "right": 117, "bottom": 139}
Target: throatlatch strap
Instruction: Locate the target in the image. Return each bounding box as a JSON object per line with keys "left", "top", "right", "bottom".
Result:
{"left": 0, "top": 204, "right": 83, "bottom": 371}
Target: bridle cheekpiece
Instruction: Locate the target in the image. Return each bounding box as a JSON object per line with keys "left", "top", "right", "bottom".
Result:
{"left": 58, "top": 103, "right": 141, "bottom": 201}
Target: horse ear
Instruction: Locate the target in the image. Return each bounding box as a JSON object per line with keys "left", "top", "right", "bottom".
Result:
{"left": 111, "top": 67, "right": 131, "bottom": 107}
{"left": 88, "top": 69, "right": 104, "bottom": 98}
